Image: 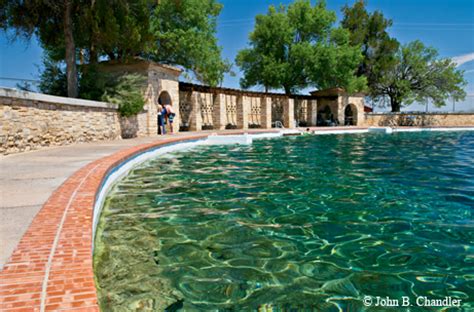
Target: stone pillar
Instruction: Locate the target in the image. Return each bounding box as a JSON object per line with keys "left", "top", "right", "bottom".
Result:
{"left": 336, "top": 95, "right": 345, "bottom": 126}
{"left": 356, "top": 97, "right": 365, "bottom": 126}
{"left": 212, "top": 93, "right": 226, "bottom": 130}
{"left": 144, "top": 85, "right": 157, "bottom": 136}
{"left": 308, "top": 99, "right": 317, "bottom": 126}
{"left": 283, "top": 97, "right": 295, "bottom": 128}
{"left": 189, "top": 91, "right": 202, "bottom": 131}
{"left": 172, "top": 108, "right": 180, "bottom": 134}
{"left": 237, "top": 95, "right": 249, "bottom": 130}
{"left": 261, "top": 96, "right": 272, "bottom": 129}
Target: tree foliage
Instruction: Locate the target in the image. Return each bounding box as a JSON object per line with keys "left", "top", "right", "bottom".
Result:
{"left": 2, "top": 0, "right": 229, "bottom": 99}
{"left": 372, "top": 40, "right": 466, "bottom": 112}
{"left": 341, "top": 0, "right": 399, "bottom": 79}
{"left": 38, "top": 57, "right": 68, "bottom": 97}
{"left": 341, "top": 0, "right": 466, "bottom": 111}
{"left": 77, "top": 0, "right": 154, "bottom": 63}
{"left": 1, "top": 0, "right": 80, "bottom": 97}
{"left": 102, "top": 74, "right": 147, "bottom": 117}
{"left": 236, "top": 0, "right": 366, "bottom": 94}
{"left": 150, "top": 0, "right": 229, "bottom": 86}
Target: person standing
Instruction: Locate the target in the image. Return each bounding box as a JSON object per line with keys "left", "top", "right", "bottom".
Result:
{"left": 164, "top": 104, "right": 175, "bottom": 134}
{"left": 157, "top": 104, "right": 166, "bottom": 135}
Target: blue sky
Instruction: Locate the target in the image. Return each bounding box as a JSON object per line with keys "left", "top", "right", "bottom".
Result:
{"left": 1, "top": 0, "right": 473, "bottom": 112}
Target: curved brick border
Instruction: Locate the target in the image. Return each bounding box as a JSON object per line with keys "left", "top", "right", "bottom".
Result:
{"left": 0, "top": 134, "right": 209, "bottom": 311}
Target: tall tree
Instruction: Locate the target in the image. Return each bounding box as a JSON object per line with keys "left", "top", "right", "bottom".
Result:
{"left": 149, "top": 0, "right": 229, "bottom": 86}
{"left": 341, "top": 0, "right": 399, "bottom": 102}
{"left": 2, "top": 0, "right": 79, "bottom": 97}
{"left": 236, "top": 0, "right": 365, "bottom": 94}
{"left": 78, "top": 0, "right": 154, "bottom": 63}
{"left": 373, "top": 40, "right": 466, "bottom": 112}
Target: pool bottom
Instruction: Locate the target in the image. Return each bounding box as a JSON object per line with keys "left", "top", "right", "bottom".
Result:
{"left": 94, "top": 131, "right": 473, "bottom": 311}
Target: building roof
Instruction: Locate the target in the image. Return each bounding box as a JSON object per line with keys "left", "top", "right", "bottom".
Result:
{"left": 310, "top": 87, "right": 366, "bottom": 97}
{"left": 179, "top": 82, "right": 316, "bottom": 99}
{"left": 98, "top": 58, "right": 182, "bottom": 74}
{"left": 309, "top": 87, "right": 346, "bottom": 97}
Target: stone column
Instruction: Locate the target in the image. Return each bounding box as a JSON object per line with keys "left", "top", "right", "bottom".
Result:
{"left": 336, "top": 95, "right": 346, "bottom": 126}
{"left": 237, "top": 95, "right": 249, "bottom": 130}
{"left": 261, "top": 96, "right": 272, "bottom": 129}
{"left": 356, "top": 96, "right": 365, "bottom": 126}
{"left": 189, "top": 91, "right": 202, "bottom": 131}
{"left": 308, "top": 99, "right": 318, "bottom": 126}
{"left": 212, "top": 93, "right": 226, "bottom": 130}
{"left": 283, "top": 97, "right": 295, "bottom": 128}
{"left": 144, "top": 84, "right": 157, "bottom": 136}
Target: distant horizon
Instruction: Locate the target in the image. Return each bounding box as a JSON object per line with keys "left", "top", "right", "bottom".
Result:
{"left": 1, "top": 0, "right": 473, "bottom": 112}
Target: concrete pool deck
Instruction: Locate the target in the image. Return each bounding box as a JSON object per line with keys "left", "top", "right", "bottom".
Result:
{"left": 1, "top": 125, "right": 470, "bottom": 311}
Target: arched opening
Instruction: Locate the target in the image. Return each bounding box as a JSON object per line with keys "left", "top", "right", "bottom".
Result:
{"left": 344, "top": 104, "right": 358, "bottom": 126}
{"left": 317, "top": 105, "right": 337, "bottom": 126}
{"left": 157, "top": 91, "right": 174, "bottom": 134}
{"left": 158, "top": 91, "right": 172, "bottom": 106}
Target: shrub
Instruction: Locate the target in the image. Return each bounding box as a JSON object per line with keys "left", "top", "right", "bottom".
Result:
{"left": 225, "top": 124, "right": 238, "bottom": 129}
{"left": 202, "top": 124, "right": 214, "bottom": 130}
{"left": 102, "top": 74, "right": 147, "bottom": 117}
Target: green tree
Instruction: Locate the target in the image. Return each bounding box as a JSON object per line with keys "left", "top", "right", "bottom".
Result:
{"left": 149, "top": 0, "right": 229, "bottom": 86}
{"left": 2, "top": 0, "right": 80, "bottom": 97}
{"left": 373, "top": 40, "right": 466, "bottom": 112}
{"left": 341, "top": 0, "right": 400, "bottom": 103}
{"left": 38, "top": 57, "right": 68, "bottom": 96}
{"left": 102, "top": 74, "right": 147, "bottom": 117}
{"left": 236, "top": 0, "right": 365, "bottom": 94}
{"left": 77, "top": 0, "right": 154, "bottom": 63}
{"left": 306, "top": 27, "right": 367, "bottom": 92}
{"left": 3, "top": 0, "right": 229, "bottom": 95}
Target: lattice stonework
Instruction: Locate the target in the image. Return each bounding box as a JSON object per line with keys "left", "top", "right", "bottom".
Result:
{"left": 295, "top": 99, "right": 308, "bottom": 124}
{"left": 179, "top": 91, "right": 192, "bottom": 127}
{"left": 200, "top": 93, "right": 214, "bottom": 126}
{"left": 225, "top": 95, "right": 237, "bottom": 125}
{"left": 249, "top": 97, "right": 261, "bottom": 126}
{"left": 272, "top": 98, "right": 284, "bottom": 123}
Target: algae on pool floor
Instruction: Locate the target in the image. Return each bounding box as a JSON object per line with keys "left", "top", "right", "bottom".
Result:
{"left": 94, "top": 132, "right": 473, "bottom": 311}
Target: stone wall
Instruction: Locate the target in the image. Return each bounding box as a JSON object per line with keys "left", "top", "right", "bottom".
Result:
{"left": 0, "top": 88, "right": 121, "bottom": 155}
{"left": 364, "top": 112, "right": 474, "bottom": 127}
{"left": 178, "top": 82, "right": 341, "bottom": 130}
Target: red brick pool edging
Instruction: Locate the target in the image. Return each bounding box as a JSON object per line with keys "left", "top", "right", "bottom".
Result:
{"left": 0, "top": 134, "right": 210, "bottom": 311}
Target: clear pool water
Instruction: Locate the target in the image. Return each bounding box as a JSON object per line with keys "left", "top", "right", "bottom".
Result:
{"left": 94, "top": 132, "right": 473, "bottom": 311}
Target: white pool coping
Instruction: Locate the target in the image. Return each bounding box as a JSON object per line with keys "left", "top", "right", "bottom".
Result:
{"left": 92, "top": 126, "right": 474, "bottom": 246}
{"left": 314, "top": 127, "right": 474, "bottom": 135}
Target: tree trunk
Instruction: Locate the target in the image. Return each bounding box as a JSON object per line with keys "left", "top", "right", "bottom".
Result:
{"left": 89, "top": 44, "right": 97, "bottom": 64}
{"left": 64, "top": 0, "right": 78, "bottom": 97}
{"left": 89, "top": 0, "right": 98, "bottom": 64}
{"left": 390, "top": 96, "right": 401, "bottom": 112}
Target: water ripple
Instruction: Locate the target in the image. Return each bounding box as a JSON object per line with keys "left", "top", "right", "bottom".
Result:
{"left": 95, "top": 131, "right": 474, "bottom": 311}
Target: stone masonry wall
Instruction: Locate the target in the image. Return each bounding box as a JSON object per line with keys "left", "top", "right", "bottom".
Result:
{"left": 364, "top": 113, "right": 474, "bottom": 127}
{"left": 0, "top": 89, "right": 121, "bottom": 155}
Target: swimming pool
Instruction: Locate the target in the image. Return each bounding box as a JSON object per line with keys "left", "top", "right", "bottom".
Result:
{"left": 94, "top": 131, "right": 473, "bottom": 311}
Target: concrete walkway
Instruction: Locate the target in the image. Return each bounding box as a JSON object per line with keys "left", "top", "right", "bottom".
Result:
{"left": 0, "top": 133, "right": 203, "bottom": 268}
